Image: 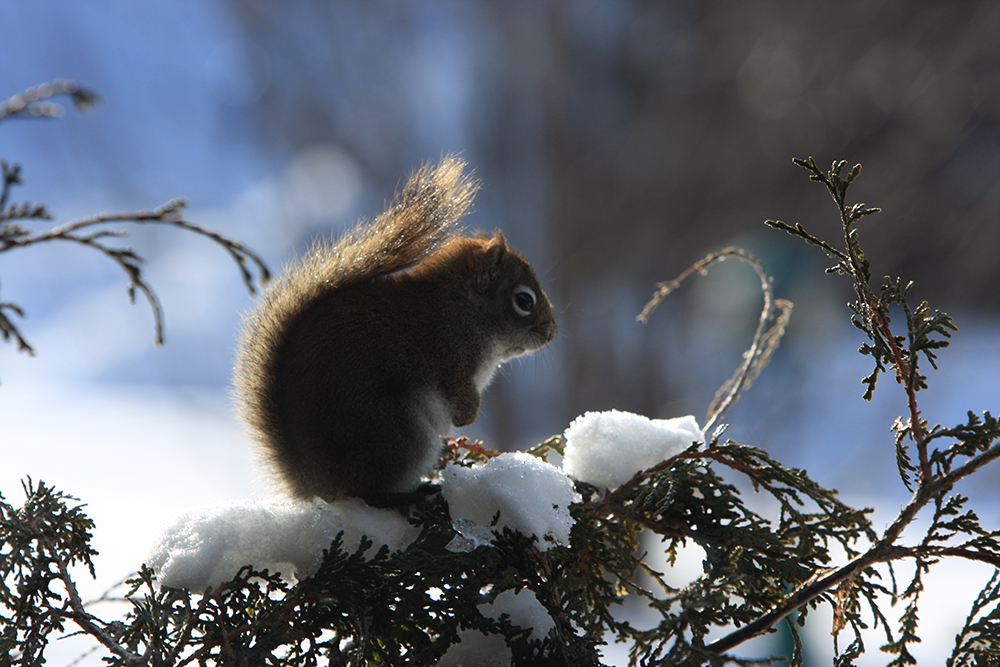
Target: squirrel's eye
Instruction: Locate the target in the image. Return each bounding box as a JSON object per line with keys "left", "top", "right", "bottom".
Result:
{"left": 513, "top": 286, "right": 536, "bottom": 316}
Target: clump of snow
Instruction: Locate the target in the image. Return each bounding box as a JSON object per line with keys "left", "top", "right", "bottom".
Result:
{"left": 563, "top": 410, "right": 704, "bottom": 489}
{"left": 441, "top": 452, "right": 580, "bottom": 550}
{"left": 437, "top": 588, "right": 553, "bottom": 666}
{"left": 146, "top": 497, "right": 419, "bottom": 591}
{"left": 488, "top": 588, "right": 555, "bottom": 639}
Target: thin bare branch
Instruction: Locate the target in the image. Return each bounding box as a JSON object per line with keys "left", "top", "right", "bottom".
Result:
{"left": 637, "top": 247, "right": 793, "bottom": 432}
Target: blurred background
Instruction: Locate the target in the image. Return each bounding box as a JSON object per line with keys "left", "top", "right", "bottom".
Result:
{"left": 2, "top": 1, "right": 999, "bottom": 664}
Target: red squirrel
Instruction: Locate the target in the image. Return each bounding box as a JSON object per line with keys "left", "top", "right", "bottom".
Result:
{"left": 234, "top": 156, "right": 558, "bottom": 506}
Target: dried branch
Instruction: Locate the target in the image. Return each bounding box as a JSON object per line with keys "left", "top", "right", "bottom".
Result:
{"left": 638, "top": 246, "right": 793, "bottom": 432}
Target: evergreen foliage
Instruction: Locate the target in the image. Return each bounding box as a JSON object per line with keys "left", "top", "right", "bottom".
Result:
{"left": 2, "top": 83, "right": 999, "bottom": 664}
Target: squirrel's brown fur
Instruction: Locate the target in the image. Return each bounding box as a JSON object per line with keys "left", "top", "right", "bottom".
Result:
{"left": 233, "top": 156, "right": 557, "bottom": 506}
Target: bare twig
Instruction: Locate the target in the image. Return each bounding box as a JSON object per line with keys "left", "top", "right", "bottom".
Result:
{"left": 637, "top": 247, "right": 793, "bottom": 432}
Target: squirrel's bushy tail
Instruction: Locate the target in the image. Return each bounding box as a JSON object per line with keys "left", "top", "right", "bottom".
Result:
{"left": 320, "top": 155, "right": 479, "bottom": 288}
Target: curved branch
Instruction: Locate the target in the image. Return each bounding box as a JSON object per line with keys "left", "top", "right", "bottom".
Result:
{"left": 0, "top": 79, "right": 101, "bottom": 121}
{"left": 637, "top": 247, "right": 793, "bottom": 432}
{"left": 1, "top": 198, "right": 270, "bottom": 348}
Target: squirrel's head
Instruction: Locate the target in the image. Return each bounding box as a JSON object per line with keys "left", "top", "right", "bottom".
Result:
{"left": 465, "top": 231, "right": 558, "bottom": 361}
{"left": 409, "top": 232, "right": 559, "bottom": 363}
{"left": 412, "top": 231, "right": 557, "bottom": 361}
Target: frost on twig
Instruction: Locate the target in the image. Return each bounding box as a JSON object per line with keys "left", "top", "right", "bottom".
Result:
{"left": 0, "top": 79, "right": 101, "bottom": 120}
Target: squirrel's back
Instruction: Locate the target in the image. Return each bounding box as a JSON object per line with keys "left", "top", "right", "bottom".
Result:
{"left": 233, "top": 156, "right": 556, "bottom": 505}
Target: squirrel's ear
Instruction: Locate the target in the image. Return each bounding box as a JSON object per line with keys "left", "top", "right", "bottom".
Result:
{"left": 483, "top": 232, "right": 507, "bottom": 264}
{"left": 476, "top": 232, "right": 508, "bottom": 291}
